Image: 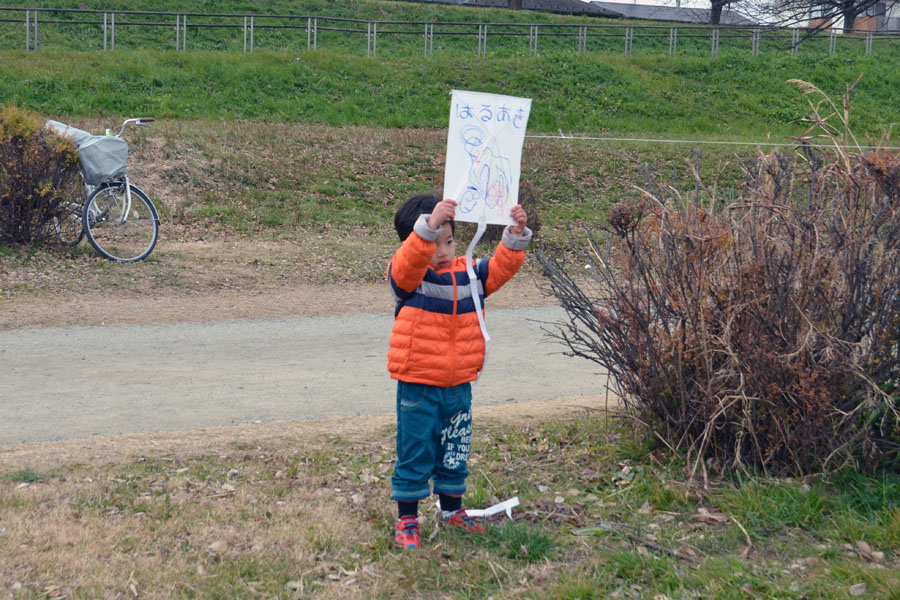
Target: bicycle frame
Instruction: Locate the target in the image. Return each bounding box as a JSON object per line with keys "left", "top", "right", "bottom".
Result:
{"left": 86, "top": 118, "right": 155, "bottom": 226}
{"left": 52, "top": 116, "right": 159, "bottom": 261}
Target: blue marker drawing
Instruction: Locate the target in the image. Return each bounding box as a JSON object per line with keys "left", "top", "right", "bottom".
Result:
{"left": 458, "top": 124, "right": 512, "bottom": 218}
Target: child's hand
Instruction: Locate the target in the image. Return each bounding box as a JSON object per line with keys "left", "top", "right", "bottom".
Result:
{"left": 428, "top": 199, "right": 457, "bottom": 230}
{"left": 510, "top": 205, "right": 528, "bottom": 235}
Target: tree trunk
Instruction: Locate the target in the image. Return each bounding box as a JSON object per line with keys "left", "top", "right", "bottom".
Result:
{"left": 843, "top": 12, "right": 857, "bottom": 32}
{"left": 508, "top": 0, "right": 523, "bottom": 9}
{"left": 709, "top": 0, "right": 726, "bottom": 25}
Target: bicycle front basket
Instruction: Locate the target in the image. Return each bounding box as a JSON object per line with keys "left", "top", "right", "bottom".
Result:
{"left": 77, "top": 135, "right": 128, "bottom": 185}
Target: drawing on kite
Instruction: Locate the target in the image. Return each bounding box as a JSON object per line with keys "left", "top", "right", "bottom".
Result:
{"left": 458, "top": 124, "right": 513, "bottom": 218}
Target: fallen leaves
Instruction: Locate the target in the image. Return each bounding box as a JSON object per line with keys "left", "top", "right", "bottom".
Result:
{"left": 693, "top": 507, "right": 729, "bottom": 524}
{"left": 856, "top": 540, "right": 885, "bottom": 563}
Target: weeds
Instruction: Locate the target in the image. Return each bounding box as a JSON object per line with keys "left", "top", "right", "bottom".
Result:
{"left": 3, "top": 467, "right": 44, "bottom": 483}
{"left": 1, "top": 412, "right": 897, "bottom": 598}
{"left": 540, "top": 80, "right": 900, "bottom": 477}
{"left": 0, "top": 104, "right": 80, "bottom": 246}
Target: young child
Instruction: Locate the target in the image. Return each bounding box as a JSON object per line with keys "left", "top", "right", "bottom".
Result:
{"left": 387, "top": 193, "right": 532, "bottom": 549}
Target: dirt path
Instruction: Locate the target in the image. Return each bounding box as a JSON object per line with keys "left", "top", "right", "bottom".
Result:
{"left": 1, "top": 279, "right": 612, "bottom": 464}
{"left": 2, "top": 277, "right": 551, "bottom": 329}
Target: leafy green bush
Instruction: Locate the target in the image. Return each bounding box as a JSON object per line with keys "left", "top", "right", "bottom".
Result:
{"left": 0, "top": 104, "right": 80, "bottom": 246}
{"left": 540, "top": 82, "right": 900, "bottom": 476}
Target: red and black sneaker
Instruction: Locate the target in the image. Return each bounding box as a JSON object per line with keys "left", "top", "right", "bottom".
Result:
{"left": 394, "top": 515, "right": 420, "bottom": 549}
{"left": 439, "top": 509, "right": 484, "bottom": 534}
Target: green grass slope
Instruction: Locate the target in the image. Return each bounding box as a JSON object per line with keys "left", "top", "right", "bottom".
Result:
{"left": 1, "top": 49, "right": 897, "bottom": 139}
{"left": 0, "top": 0, "right": 898, "bottom": 138}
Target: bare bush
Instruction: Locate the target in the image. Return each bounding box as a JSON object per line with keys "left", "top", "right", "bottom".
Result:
{"left": 0, "top": 104, "right": 80, "bottom": 246}
{"left": 539, "top": 81, "right": 900, "bottom": 476}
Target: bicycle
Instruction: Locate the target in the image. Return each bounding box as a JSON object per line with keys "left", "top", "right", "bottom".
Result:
{"left": 46, "top": 118, "right": 160, "bottom": 262}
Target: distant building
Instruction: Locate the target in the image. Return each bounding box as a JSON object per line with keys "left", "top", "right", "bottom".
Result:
{"left": 402, "top": 1, "right": 757, "bottom": 25}
{"left": 808, "top": 2, "right": 900, "bottom": 32}
{"left": 408, "top": 0, "right": 619, "bottom": 16}
{"left": 590, "top": 2, "right": 757, "bottom": 25}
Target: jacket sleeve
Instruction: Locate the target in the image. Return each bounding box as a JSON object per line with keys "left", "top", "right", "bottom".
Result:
{"left": 387, "top": 215, "right": 442, "bottom": 300}
{"left": 482, "top": 225, "right": 533, "bottom": 297}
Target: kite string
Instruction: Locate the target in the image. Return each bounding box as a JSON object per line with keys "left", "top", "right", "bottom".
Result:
{"left": 525, "top": 133, "right": 900, "bottom": 151}
{"left": 465, "top": 214, "right": 491, "bottom": 386}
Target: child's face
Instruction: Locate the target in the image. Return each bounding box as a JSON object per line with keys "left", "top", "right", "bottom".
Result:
{"left": 429, "top": 223, "right": 456, "bottom": 271}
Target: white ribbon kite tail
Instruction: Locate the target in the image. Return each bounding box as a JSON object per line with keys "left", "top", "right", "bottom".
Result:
{"left": 465, "top": 213, "right": 491, "bottom": 385}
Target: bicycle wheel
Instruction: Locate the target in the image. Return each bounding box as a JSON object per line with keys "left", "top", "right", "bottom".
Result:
{"left": 83, "top": 181, "right": 159, "bottom": 262}
{"left": 53, "top": 201, "right": 84, "bottom": 246}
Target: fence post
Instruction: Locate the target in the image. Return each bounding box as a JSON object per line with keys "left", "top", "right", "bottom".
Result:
{"left": 476, "top": 24, "right": 487, "bottom": 58}
{"left": 367, "top": 22, "right": 378, "bottom": 57}
{"left": 26, "top": 10, "right": 38, "bottom": 51}
{"left": 15, "top": 11, "right": 885, "bottom": 61}
{"left": 424, "top": 23, "right": 433, "bottom": 56}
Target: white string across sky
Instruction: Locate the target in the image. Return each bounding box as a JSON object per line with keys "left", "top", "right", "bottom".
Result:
{"left": 525, "top": 133, "right": 900, "bottom": 151}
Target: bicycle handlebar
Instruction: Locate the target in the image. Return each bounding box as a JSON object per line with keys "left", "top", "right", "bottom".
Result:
{"left": 115, "top": 117, "right": 156, "bottom": 136}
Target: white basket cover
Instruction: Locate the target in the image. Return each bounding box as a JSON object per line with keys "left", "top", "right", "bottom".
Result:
{"left": 45, "top": 120, "right": 128, "bottom": 185}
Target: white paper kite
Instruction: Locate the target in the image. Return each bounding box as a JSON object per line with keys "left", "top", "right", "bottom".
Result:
{"left": 441, "top": 90, "right": 532, "bottom": 382}
{"left": 443, "top": 90, "right": 532, "bottom": 226}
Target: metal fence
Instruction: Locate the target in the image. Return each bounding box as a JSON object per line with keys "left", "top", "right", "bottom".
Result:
{"left": 3, "top": 6, "right": 899, "bottom": 59}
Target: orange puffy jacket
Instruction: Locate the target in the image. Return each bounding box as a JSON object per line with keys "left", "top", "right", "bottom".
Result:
{"left": 387, "top": 215, "right": 532, "bottom": 387}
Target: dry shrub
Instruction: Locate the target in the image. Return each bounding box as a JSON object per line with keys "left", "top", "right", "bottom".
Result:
{"left": 0, "top": 104, "right": 80, "bottom": 246}
{"left": 539, "top": 81, "right": 900, "bottom": 476}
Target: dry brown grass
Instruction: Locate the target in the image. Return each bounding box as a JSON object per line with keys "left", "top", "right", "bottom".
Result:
{"left": 1, "top": 397, "right": 610, "bottom": 599}
{"left": 2, "top": 117, "right": 724, "bottom": 331}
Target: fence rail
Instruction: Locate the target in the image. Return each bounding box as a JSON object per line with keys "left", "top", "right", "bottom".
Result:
{"left": 3, "top": 6, "right": 899, "bottom": 58}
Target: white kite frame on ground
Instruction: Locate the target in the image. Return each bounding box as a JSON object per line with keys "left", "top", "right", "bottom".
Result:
{"left": 443, "top": 90, "right": 532, "bottom": 226}
{"left": 442, "top": 90, "right": 532, "bottom": 382}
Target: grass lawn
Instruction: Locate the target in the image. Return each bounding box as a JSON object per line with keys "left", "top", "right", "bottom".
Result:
{"left": 2, "top": 407, "right": 898, "bottom": 599}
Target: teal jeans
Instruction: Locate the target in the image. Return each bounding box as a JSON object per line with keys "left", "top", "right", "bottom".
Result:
{"left": 390, "top": 381, "right": 472, "bottom": 502}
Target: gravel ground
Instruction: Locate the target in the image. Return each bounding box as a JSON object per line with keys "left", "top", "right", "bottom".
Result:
{"left": 1, "top": 283, "right": 607, "bottom": 446}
